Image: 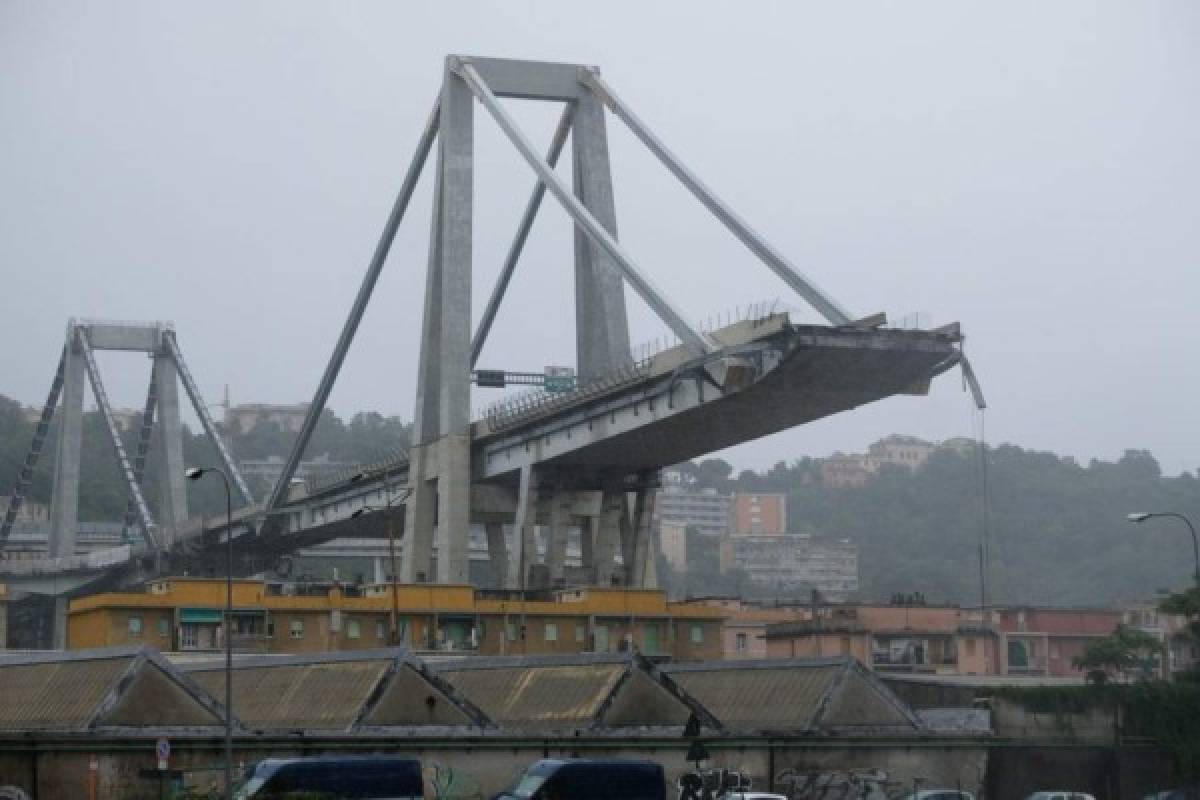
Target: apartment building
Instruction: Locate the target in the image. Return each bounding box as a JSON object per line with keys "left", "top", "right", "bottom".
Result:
{"left": 819, "top": 435, "right": 936, "bottom": 489}
{"left": 692, "top": 597, "right": 808, "bottom": 660}
{"left": 765, "top": 602, "right": 999, "bottom": 676}
{"left": 996, "top": 606, "right": 1125, "bottom": 677}
{"left": 763, "top": 602, "right": 1144, "bottom": 679}
{"left": 1125, "top": 602, "right": 1198, "bottom": 679}
{"left": 66, "top": 578, "right": 724, "bottom": 661}
{"left": 730, "top": 493, "right": 786, "bottom": 536}
{"left": 720, "top": 534, "right": 858, "bottom": 601}
{"left": 224, "top": 402, "right": 310, "bottom": 435}
{"left": 654, "top": 485, "right": 731, "bottom": 538}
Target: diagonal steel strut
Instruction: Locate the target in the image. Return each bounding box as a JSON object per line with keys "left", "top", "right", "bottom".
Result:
{"left": 77, "top": 329, "right": 159, "bottom": 548}
{"left": 580, "top": 69, "right": 853, "bottom": 326}
{"left": 0, "top": 346, "right": 67, "bottom": 544}
{"left": 471, "top": 102, "right": 576, "bottom": 367}
{"left": 164, "top": 330, "right": 254, "bottom": 506}
{"left": 123, "top": 367, "right": 159, "bottom": 532}
{"left": 454, "top": 60, "right": 716, "bottom": 356}
{"left": 266, "top": 98, "right": 441, "bottom": 513}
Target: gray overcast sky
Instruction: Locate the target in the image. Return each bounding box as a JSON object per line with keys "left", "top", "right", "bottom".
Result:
{"left": 2, "top": 2, "right": 1197, "bottom": 473}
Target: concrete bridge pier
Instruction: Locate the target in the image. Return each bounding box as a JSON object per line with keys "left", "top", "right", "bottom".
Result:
{"left": 484, "top": 521, "right": 507, "bottom": 587}
{"left": 48, "top": 333, "right": 85, "bottom": 560}
{"left": 403, "top": 435, "right": 472, "bottom": 584}
{"left": 592, "top": 492, "right": 625, "bottom": 586}
{"left": 153, "top": 353, "right": 188, "bottom": 543}
{"left": 546, "top": 493, "right": 573, "bottom": 586}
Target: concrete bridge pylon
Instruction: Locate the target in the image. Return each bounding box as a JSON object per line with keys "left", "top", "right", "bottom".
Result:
{"left": 261, "top": 55, "right": 973, "bottom": 593}
{"left": 1, "top": 319, "right": 254, "bottom": 568}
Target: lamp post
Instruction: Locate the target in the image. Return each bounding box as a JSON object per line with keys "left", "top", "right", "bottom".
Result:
{"left": 185, "top": 466, "right": 234, "bottom": 800}
{"left": 350, "top": 473, "right": 411, "bottom": 646}
{"left": 1127, "top": 511, "right": 1200, "bottom": 586}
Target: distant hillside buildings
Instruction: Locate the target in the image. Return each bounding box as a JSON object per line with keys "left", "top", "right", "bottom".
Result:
{"left": 224, "top": 401, "right": 311, "bottom": 435}
{"left": 656, "top": 435, "right": 981, "bottom": 599}
{"left": 655, "top": 479, "right": 857, "bottom": 600}
{"left": 820, "top": 434, "right": 938, "bottom": 488}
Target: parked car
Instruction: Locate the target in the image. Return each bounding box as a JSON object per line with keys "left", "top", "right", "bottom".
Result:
{"left": 717, "top": 793, "right": 789, "bottom": 800}
{"left": 492, "top": 759, "right": 666, "bottom": 800}
{"left": 233, "top": 756, "right": 424, "bottom": 799}
{"left": 891, "top": 791, "right": 975, "bottom": 800}
{"left": 1025, "top": 793, "right": 1097, "bottom": 800}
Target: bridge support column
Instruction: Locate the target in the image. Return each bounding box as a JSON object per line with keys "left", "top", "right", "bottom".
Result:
{"left": 509, "top": 464, "right": 538, "bottom": 590}
{"left": 402, "top": 447, "right": 436, "bottom": 584}
{"left": 592, "top": 492, "right": 623, "bottom": 587}
{"left": 403, "top": 434, "right": 472, "bottom": 584}
{"left": 435, "top": 434, "right": 471, "bottom": 584}
{"left": 629, "top": 486, "right": 659, "bottom": 589}
{"left": 484, "top": 521, "right": 508, "bottom": 588}
{"left": 573, "top": 85, "right": 631, "bottom": 383}
{"left": 580, "top": 520, "right": 594, "bottom": 583}
{"left": 52, "top": 596, "right": 69, "bottom": 649}
{"left": 407, "top": 62, "right": 474, "bottom": 586}
{"left": 48, "top": 333, "right": 85, "bottom": 560}
{"left": 547, "top": 493, "right": 572, "bottom": 587}
{"left": 153, "top": 353, "right": 187, "bottom": 545}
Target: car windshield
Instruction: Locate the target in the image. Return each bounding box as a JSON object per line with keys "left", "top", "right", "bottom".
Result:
{"left": 232, "top": 775, "right": 268, "bottom": 800}
{"left": 511, "top": 775, "right": 548, "bottom": 799}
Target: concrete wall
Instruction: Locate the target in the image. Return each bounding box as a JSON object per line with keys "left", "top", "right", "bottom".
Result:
{"left": 766, "top": 631, "right": 873, "bottom": 663}
{"left": 0, "top": 735, "right": 1182, "bottom": 800}
{"left": 0, "top": 738, "right": 992, "bottom": 800}
{"left": 987, "top": 746, "right": 1176, "bottom": 800}
{"left": 991, "top": 697, "right": 1116, "bottom": 744}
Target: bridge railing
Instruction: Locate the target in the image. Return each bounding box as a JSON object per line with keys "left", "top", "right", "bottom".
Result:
{"left": 475, "top": 300, "right": 786, "bottom": 434}
{"left": 0, "top": 544, "right": 132, "bottom": 576}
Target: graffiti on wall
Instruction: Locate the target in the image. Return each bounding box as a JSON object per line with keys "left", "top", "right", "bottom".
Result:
{"left": 774, "top": 768, "right": 896, "bottom": 800}
{"left": 677, "top": 767, "right": 754, "bottom": 800}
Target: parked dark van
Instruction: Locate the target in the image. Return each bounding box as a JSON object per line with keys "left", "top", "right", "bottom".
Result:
{"left": 233, "top": 756, "right": 424, "bottom": 799}
{"left": 495, "top": 759, "right": 666, "bottom": 800}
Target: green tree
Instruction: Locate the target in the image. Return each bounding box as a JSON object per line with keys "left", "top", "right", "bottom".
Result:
{"left": 1072, "top": 624, "right": 1163, "bottom": 683}
{"left": 1159, "top": 586, "right": 1200, "bottom": 682}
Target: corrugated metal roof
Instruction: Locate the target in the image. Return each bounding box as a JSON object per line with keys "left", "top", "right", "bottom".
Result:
{"left": 665, "top": 663, "right": 840, "bottom": 730}
{"left": 0, "top": 656, "right": 132, "bottom": 730}
{"left": 439, "top": 662, "right": 626, "bottom": 727}
{"left": 663, "top": 658, "right": 923, "bottom": 732}
{"left": 191, "top": 659, "right": 390, "bottom": 731}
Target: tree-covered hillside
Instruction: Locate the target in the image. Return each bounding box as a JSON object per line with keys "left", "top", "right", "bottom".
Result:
{"left": 4, "top": 387, "right": 1196, "bottom": 606}
{"left": 0, "top": 393, "right": 410, "bottom": 521}
{"left": 680, "top": 447, "right": 1200, "bottom": 607}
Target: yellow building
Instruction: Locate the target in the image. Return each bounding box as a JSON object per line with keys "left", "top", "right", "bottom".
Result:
{"left": 67, "top": 578, "right": 724, "bottom": 661}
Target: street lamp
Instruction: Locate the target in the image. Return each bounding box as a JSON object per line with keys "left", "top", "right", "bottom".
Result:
{"left": 1127, "top": 511, "right": 1200, "bottom": 585}
{"left": 349, "top": 473, "right": 411, "bottom": 646}
{"left": 185, "top": 466, "right": 234, "bottom": 800}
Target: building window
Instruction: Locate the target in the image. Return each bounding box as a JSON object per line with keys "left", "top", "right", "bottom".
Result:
{"left": 128, "top": 616, "right": 143, "bottom": 637}
{"left": 157, "top": 618, "right": 170, "bottom": 638}
{"left": 181, "top": 625, "right": 198, "bottom": 649}
{"left": 506, "top": 622, "right": 518, "bottom": 642}
{"left": 289, "top": 620, "right": 304, "bottom": 639}
{"left": 545, "top": 623, "right": 558, "bottom": 642}
{"left": 575, "top": 625, "right": 586, "bottom": 643}
{"left": 735, "top": 633, "right": 748, "bottom": 652}
{"left": 690, "top": 624, "right": 704, "bottom": 644}
{"left": 377, "top": 621, "right": 386, "bottom": 639}
{"left": 347, "top": 619, "right": 361, "bottom": 640}
{"left": 840, "top": 636, "right": 851, "bottom": 655}
{"left": 266, "top": 621, "right": 275, "bottom": 638}
{"left": 965, "top": 638, "right": 977, "bottom": 657}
